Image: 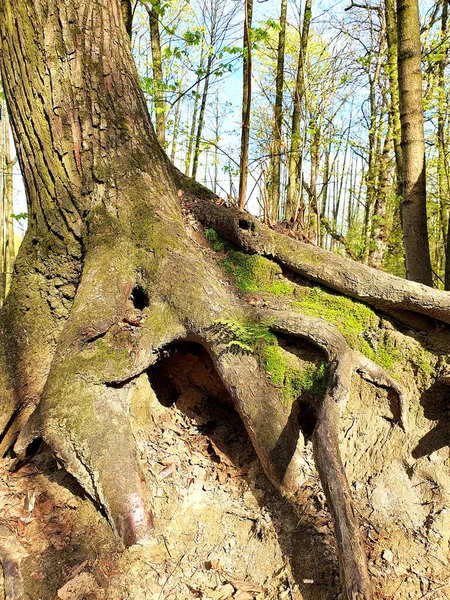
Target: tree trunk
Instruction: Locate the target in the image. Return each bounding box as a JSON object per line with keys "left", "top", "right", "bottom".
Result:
{"left": 397, "top": 0, "right": 433, "bottom": 285}
{"left": 286, "top": 0, "right": 312, "bottom": 222}
{"left": 1, "top": 2, "right": 449, "bottom": 600}
{"left": 192, "top": 53, "right": 213, "bottom": 179}
{"left": 146, "top": 1, "right": 166, "bottom": 148}
{"left": 268, "top": 0, "right": 287, "bottom": 222}
{"left": 238, "top": 0, "right": 253, "bottom": 211}
{"left": 384, "top": 0, "right": 403, "bottom": 198}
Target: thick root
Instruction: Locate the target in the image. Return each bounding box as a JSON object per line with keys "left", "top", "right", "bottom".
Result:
{"left": 255, "top": 308, "right": 408, "bottom": 600}
{"left": 193, "top": 201, "right": 450, "bottom": 326}
{"left": 204, "top": 335, "right": 305, "bottom": 494}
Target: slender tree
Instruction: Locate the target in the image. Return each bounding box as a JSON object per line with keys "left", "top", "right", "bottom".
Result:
{"left": 397, "top": 0, "right": 433, "bottom": 285}
{"left": 268, "top": 0, "right": 288, "bottom": 221}
{"left": 144, "top": 0, "right": 166, "bottom": 147}
{"left": 238, "top": 0, "right": 253, "bottom": 210}
{"left": 286, "top": 0, "right": 312, "bottom": 222}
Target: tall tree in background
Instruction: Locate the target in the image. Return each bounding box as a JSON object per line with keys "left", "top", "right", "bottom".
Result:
{"left": 144, "top": 0, "right": 166, "bottom": 147}
{"left": 0, "top": 97, "right": 14, "bottom": 307}
{"left": 397, "top": 0, "right": 433, "bottom": 285}
{"left": 238, "top": 0, "right": 253, "bottom": 210}
{"left": 384, "top": 0, "right": 402, "bottom": 196}
{"left": 268, "top": 0, "right": 287, "bottom": 221}
{"left": 286, "top": 0, "right": 312, "bottom": 223}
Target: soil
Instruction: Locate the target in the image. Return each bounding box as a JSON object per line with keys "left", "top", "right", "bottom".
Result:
{"left": 1, "top": 342, "right": 450, "bottom": 599}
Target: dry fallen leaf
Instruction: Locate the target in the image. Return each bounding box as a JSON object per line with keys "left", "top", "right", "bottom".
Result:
{"left": 57, "top": 572, "right": 100, "bottom": 600}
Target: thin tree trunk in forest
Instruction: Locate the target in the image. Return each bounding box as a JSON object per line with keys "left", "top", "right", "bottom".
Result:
{"left": 145, "top": 1, "right": 166, "bottom": 148}
{"left": 185, "top": 48, "right": 204, "bottom": 176}
{"left": 0, "top": 101, "right": 5, "bottom": 305}
{"left": 397, "top": 0, "right": 433, "bottom": 285}
{"left": 384, "top": 0, "right": 403, "bottom": 197}
{"left": 3, "top": 115, "right": 14, "bottom": 299}
{"left": 192, "top": 55, "right": 213, "bottom": 180}
{"left": 362, "top": 21, "right": 385, "bottom": 265}
{"left": 286, "top": 0, "right": 312, "bottom": 222}
{"left": 368, "top": 117, "right": 393, "bottom": 269}
{"left": 436, "top": 1, "right": 450, "bottom": 289}
{"left": 170, "top": 96, "right": 182, "bottom": 163}
{"left": 213, "top": 92, "right": 220, "bottom": 193}
{"left": 238, "top": 0, "right": 253, "bottom": 210}
{"left": 0, "top": 98, "right": 14, "bottom": 307}
{"left": 268, "top": 0, "right": 287, "bottom": 222}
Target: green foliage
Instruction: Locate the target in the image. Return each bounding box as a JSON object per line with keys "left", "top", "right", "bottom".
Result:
{"left": 211, "top": 318, "right": 276, "bottom": 354}
{"left": 205, "top": 228, "right": 225, "bottom": 252}
{"left": 11, "top": 212, "right": 28, "bottom": 221}
{"left": 220, "top": 250, "right": 294, "bottom": 295}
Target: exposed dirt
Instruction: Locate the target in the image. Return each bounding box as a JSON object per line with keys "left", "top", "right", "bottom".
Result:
{"left": 1, "top": 342, "right": 450, "bottom": 599}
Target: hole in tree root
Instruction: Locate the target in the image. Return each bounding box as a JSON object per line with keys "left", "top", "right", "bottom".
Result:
{"left": 297, "top": 399, "right": 318, "bottom": 440}
{"left": 238, "top": 218, "right": 255, "bottom": 231}
{"left": 130, "top": 285, "right": 149, "bottom": 310}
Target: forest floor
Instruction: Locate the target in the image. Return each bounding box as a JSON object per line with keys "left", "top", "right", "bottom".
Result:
{"left": 1, "top": 348, "right": 450, "bottom": 600}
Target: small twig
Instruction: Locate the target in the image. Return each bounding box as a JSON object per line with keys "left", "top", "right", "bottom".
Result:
{"left": 158, "top": 553, "right": 185, "bottom": 600}
{"left": 419, "top": 582, "right": 450, "bottom": 599}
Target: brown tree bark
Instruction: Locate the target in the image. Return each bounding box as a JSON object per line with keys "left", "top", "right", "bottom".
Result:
{"left": 144, "top": 1, "right": 166, "bottom": 147}
{"left": 397, "top": 0, "right": 433, "bottom": 285}
{"left": 0, "top": 2, "right": 448, "bottom": 599}
{"left": 238, "top": 0, "right": 253, "bottom": 211}
{"left": 286, "top": 0, "right": 312, "bottom": 222}
{"left": 268, "top": 0, "right": 287, "bottom": 222}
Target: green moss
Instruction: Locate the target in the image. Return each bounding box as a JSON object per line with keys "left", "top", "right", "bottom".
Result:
{"left": 262, "top": 343, "right": 328, "bottom": 403}
{"left": 205, "top": 229, "right": 294, "bottom": 296}
{"left": 295, "top": 286, "right": 380, "bottom": 358}
{"left": 219, "top": 251, "right": 294, "bottom": 295}
{"left": 205, "top": 228, "right": 225, "bottom": 252}
{"left": 213, "top": 318, "right": 328, "bottom": 404}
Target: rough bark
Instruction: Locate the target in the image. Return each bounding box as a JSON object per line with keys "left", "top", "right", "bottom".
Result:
{"left": 384, "top": 0, "right": 403, "bottom": 197}
{"left": 268, "top": 0, "right": 287, "bottom": 221}
{"left": 286, "top": 0, "right": 312, "bottom": 222}
{"left": 397, "top": 0, "right": 433, "bottom": 285}
{"left": 194, "top": 202, "right": 450, "bottom": 325}
{"left": 145, "top": 1, "right": 166, "bottom": 147}
{"left": 0, "top": 2, "right": 449, "bottom": 599}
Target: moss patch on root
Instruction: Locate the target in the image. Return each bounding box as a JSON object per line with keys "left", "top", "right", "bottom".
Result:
{"left": 262, "top": 343, "right": 328, "bottom": 404}
{"left": 205, "top": 229, "right": 294, "bottom": 296}
{"left": 294, "top": 286, "right": 436, "bottom": 385}
{"left": 206, "top": 229, "right": 436, "bottom": 388}
{"left": 212, "top": 317, "right": 328, "bottom": 404}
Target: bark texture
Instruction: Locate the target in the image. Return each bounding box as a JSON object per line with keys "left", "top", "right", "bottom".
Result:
{"left": 397, "top": 0, "right": 433, "bottom": 285}
{"left": 0, "top": 2, "right": 448, "bottom": 600}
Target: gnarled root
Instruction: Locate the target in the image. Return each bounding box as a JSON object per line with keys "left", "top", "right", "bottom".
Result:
{"left": 258, "top": 309, "right": 408, "bottom": 600}
{"left": 193, "top": 201, "right": 450, "bottom": 326}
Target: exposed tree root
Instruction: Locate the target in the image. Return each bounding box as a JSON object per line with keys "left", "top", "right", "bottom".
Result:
{"left": 193, "top": 201, "right": 450, "bottom": 326}
{"left": 255, "top": 308, "right": 408, "bottom": 600}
